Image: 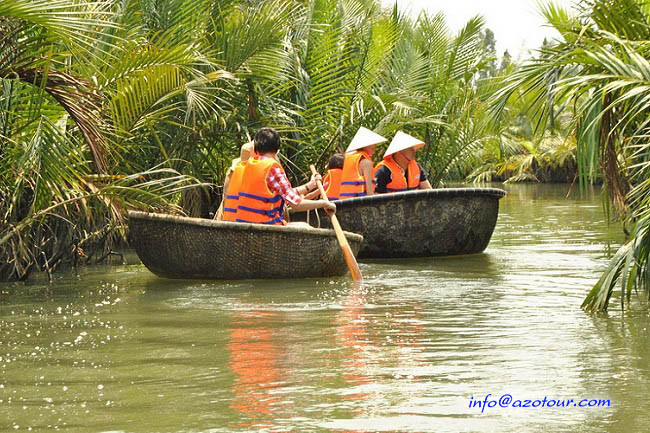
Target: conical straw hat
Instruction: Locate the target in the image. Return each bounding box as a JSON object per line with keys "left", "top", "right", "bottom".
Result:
{"left": 383, "top": 131, "right": 425, "bottom": 158}
{"left": 345, "top": 127, "right": 387, "bottom": 152}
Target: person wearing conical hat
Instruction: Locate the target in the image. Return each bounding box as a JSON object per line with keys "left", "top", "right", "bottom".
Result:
{"left": 338, "top": 127, "right": 387, "bottom": 199}
{"left": 374, "top": 131, "right": 432, "bottom": 194}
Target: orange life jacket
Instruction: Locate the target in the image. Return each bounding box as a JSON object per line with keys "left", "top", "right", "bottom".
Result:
{"left": 323, "top": 168, "right": 342, "bottom": 201}
{"left": 339, "top": 151, "right": 374, "bottom": 199}
{"left": 376, "top": 155, "right": 421, "bottom": 193}
{"left": 222, "top": 161, "right": 247, "bottom": 222}
{"left": 236, "top": 157, "right": 285, "bottom": 225}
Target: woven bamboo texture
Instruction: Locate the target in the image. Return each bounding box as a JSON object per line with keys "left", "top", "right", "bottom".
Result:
{"left": 296, "top": 188, "right": 506, "bottom": 258}
{"left": 128, "top": 211, "right": 363, "bottom": 279}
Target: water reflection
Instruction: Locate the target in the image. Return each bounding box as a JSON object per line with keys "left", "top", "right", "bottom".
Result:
{"left": 228, "top": 309, "right": 282, "bottom": 430}
{"left": 336, "top": 288, "right": 371, "bottom": 407}
{"left": 586, "top": 312, "right": 650, "bottom": 433}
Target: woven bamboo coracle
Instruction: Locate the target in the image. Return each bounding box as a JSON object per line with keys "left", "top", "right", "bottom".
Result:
{"left": 297, "top": 188, "right": 506, "bottom": 258}
{"left": 128, "top": 211, "right": 363, "bottom": 279}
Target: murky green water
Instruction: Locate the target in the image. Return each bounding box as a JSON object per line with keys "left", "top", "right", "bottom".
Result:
{"left": 2, "top": 184, "right": 649, "bottom": 432}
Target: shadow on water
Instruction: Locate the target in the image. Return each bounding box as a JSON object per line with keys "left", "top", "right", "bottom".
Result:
{"left": 363, "top": 252, "right": 501, "bottom": 277}
{"left": 138, "top": 273, "right": 360, "bottom": 307}
{"left": 579, "top": 310, "right": 650, "bottom": 433}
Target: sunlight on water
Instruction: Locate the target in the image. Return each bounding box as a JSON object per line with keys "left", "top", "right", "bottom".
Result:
{"left": 1, "top": 184, "right": 648, "bottom": 432}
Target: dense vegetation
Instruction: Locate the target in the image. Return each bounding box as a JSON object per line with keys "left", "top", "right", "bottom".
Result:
{"left": 3, "top": 0, "right": 650, "bottom": 313}
{"left": 1, "top": 0, "right": 498, "bottom": 280}
{"left": 490, "top": 0, "right": 650, "bottom": 311}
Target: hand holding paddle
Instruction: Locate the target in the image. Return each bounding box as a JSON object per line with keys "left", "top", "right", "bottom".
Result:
{"left": 310, "top": 165, "right": 363, "bottom": 281}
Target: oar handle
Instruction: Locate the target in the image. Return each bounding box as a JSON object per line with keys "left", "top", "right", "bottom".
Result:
{"left": 310, "top": 165, "right": 363, "bottom": 281}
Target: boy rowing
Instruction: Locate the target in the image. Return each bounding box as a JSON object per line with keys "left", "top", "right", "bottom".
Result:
{"left": 226, "top": 128, "right": 335, "bottom": 225}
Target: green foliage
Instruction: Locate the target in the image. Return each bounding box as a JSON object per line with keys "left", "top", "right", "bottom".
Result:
{"left": 1, "top": 0, "right": 497, "bottom": 281}
{"left": 487, "top": 0, "right": 650, "bottom": 311}
{"left": 469, "top": 61, "right": 577, "bottom": 184}
{"left": 0, "top": 0, "right": 204, "bottom": 280}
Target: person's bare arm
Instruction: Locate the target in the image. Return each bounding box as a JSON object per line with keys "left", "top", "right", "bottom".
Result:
{"left": 359, "top": 159, "right": 374, "bottom": 196}
{"left": 420, "top": 179, "right": 432, "bottom": 190}
{"left": 295, "top": 173, "right": 322, "bottom": 197}
{"left": 302, "top": 189, "right": 322, "bottom": 200}
{"left": 290, "top": 199, "right": 336, "bottom": 215}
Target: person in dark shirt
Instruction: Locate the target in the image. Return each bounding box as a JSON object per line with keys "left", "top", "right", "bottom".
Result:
{"left": 375, "top": 131, "right": 432, "bottom": 194}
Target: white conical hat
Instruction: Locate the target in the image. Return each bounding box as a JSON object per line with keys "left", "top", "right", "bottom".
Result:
{"left": 383, "top": 131, "right": 425, "bottom": 158}
{"left": 345, "top": 127, "right": 387, "bottom": 152}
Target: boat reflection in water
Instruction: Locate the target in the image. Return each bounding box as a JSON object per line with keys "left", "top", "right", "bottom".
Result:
{"left": 224, "top": 289, "right": 429, "bottom": 431}
{"left": 227, "top": 309, "right": 283, "bottom": 430}
{"left": 336, "top": 290, "right": 371, "bottom": 406}
{"left": 331, "top": 287, "right": 428, "bottom": 430}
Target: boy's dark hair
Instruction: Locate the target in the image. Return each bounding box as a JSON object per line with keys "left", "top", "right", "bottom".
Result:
{"left": 254, "top": 128, "right": 281, "bottom": 154}
{"left": 328, "top": 153, "right": 344, "bottom": 170}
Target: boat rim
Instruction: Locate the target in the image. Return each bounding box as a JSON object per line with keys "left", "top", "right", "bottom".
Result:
{"left": 128, "top": 211, "right": 364, "bottom": 241}
{"left": 333, "top": 187, "right": 506, "bottom": 207}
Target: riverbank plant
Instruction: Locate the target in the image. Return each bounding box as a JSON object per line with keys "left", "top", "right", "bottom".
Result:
{"left": 469, "top": 62, "right": 577, "bottom": 184}
{"left": 489, "top": 0, "right": 650, "bottom": 311}
{"left": 0, "top": 0, "right": 218, "bottom": 280}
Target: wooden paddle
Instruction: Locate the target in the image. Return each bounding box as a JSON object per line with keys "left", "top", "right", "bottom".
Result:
{"left": 310, "top": 165, "right": 363, "bottom": 281}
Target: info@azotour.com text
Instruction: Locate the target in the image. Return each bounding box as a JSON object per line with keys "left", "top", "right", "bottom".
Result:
{"left": 469, "top": 394, "right": 611, "bottom": 414}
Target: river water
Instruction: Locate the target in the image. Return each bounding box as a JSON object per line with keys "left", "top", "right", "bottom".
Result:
{"left": 1, "top": 184, "right": 649, "bottom": 433}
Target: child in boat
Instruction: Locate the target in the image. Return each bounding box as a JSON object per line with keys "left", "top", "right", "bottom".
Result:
{"left": 216, "top": 141, "right": 254, "bottom": 221}
{"left": 339, "top": 127, "right": 387, "bottom": 199}
{"left": 323, "top": 153, "right": 344, "bottom": 201}
{"left": 235, "top": 128, "right": 335, "bottom": 225}
{"left": 302, "top": 153, "right": 344, "bottom": 201}
{"left": 375, "top": 131, "right": 433, "bottom": 194}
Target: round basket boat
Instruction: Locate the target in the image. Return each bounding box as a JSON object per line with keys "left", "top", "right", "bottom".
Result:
{"left": 297, "top": 188, "right": 506, "bottom": 258}
{"left": 128, "top": 211, "right": 363, "bottom": 280}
